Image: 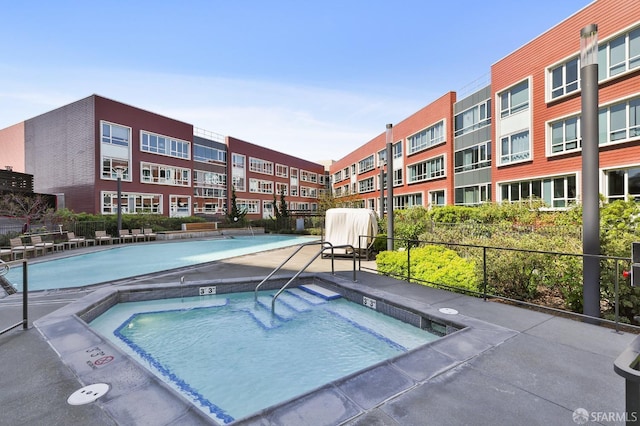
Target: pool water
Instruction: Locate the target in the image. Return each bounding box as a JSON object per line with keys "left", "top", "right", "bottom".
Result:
{"left": 4, "top": 235, "right": 313, "bottom": 292}
{"left": 90, "top": 289, "right": 440, "bottom": 424}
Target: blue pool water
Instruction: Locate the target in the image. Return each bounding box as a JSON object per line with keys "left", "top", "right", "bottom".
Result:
{"left": 90, "top": 289, "right": 439, "bottom": 423}
{"left": 4, "top": 235, "right": 314, "bottom": 292}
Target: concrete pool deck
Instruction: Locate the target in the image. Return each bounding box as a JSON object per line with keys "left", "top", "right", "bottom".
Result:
{"left": 0, "top": 241, "right": 637, "bottom": 425}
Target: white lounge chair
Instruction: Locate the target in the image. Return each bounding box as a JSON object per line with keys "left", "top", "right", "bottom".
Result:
{"left": 30, "top": 235, "right": 54, "bottom": 254}
{"left": 143, "top": 228, "right": 157, "bottom": 241}
{"left": 95, "top": 231, "right": 113, "bottom": 245}
{"left": 119, "top": 229, "right": 134, "bottom": 243}
{"left": 131, "top": 229, "right": 146, "bottom": 242}
{"left": 10, "top": 237, "right": 37, "bottom": 258}
{"left": 66, "top": 232, "right": 86, "bottom": 247}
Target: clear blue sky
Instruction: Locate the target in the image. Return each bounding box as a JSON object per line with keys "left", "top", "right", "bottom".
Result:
{"left": 1, "top": 0, "right": 593, "bottom": 162}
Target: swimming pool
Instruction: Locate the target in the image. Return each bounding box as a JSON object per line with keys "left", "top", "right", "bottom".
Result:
{"left": 90, "top": 287, "right": 441, "bottom": 424}
{"left": 3, "top": 235, "right": 314, "bottom": 292}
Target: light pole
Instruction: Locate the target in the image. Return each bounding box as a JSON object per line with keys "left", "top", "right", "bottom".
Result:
{"left": 115, "top": 166, "right": 125, "bottom": 238}
{"left": 580, "top": 24, "right": 600, "bottom": 319}
{"left": 385, "top": 124, "right": 394, "bottom": 251}
{"left": 379, "top": 157, "right": 385, "bottom": 220}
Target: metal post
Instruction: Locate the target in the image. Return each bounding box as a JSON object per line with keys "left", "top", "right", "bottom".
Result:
{"left": 379, "top": 165, "right": 384, "bottom": 220}
{"left": 580, "top": 24, "right": 601, "bottom": 319}
{"left": 116, "top": 167, "right": 124, "bottom": 238}
{"left": 483, "top": 247, "right": 488, "bottom": 301}
{"left": 386, "top": 124, "right": 394, "bottom": 251}
{"left": 22, "top": 259, "right": 28, "bottom": 329}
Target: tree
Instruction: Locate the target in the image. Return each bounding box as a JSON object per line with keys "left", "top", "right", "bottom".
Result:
{"left": 0, "top": 193, "right": 54, "bottom": 231}
{"left": 279, "top": 191, "right": 289, "bottom": 217}
{"left": 226, "top": 188, "right": 247, "bottom": 225}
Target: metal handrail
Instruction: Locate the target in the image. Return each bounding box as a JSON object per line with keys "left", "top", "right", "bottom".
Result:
{"left": 254, "top": 241, "right": 332, "bottom": 301}
{"left": 0, "top": 259, "right": 9, "bottom": 277}
{"left": 253, "top": 240, "right": 358, "bottom": 312}
{"left": 0, "top": 258, "right": 29, "bottom": 335}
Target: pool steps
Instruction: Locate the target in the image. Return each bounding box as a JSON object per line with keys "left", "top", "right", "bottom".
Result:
{"left": 251, "top": 287, "right": 341, "bottom": 329}
{"left": 298, "top": 284, "right": 342, "bottom": 300}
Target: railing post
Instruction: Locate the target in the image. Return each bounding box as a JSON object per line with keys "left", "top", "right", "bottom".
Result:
{"left": 483, "top": 247, "right": 488, "bottom": 301}
{"left": 615, "top": 259, "right": 620, "bottom": 333}
{"left": 22, "top": 259, "right": 28, "bottom": 329}
{"left": 406, "top": 239, "right": 411, "bottom": 283}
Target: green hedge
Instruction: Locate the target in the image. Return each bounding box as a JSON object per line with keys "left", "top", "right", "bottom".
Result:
{"left": 376, "top": 245, "right": 479, "bottom": 294}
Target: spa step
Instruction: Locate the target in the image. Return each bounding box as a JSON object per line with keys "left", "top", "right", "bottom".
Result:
{"left": 246, "top": 305, "right": 281, "bottom": 330}
{"left": 298, "top": 284, "right": 341, "bottom": 301}
{"left": 256, "top": 295, "right": 297, "bottom": 320}
{"left": 287, "top": 288, "right": 329, "bottom": 305}
{"left": 277, "top": 291, "right": 312, "bottom": 312}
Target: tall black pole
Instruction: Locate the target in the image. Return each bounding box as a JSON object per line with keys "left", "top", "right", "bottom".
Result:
{"left": 386, "top": 124, "right": 394, "bottom": 251}
{"left": 379, "top": 165, "right": 384, "bottom": 220}
{"left": 580, "top": 24, "right": 600, "bottom": 319}
{"left": 117, "top": 171, "right": 123, "bottom": 238}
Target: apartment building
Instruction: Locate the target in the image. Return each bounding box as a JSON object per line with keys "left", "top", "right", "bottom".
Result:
{"left": 493, "top": 0, "right": 640, "bottom": 206}
{"left": 330, "top": 0, "right": 640, "bottom": 212}
{"left": 0, "top": 95, "right": 325, "bottom": 220}
{"left": 331, "top": 92, "right": 456, "bottom": 212}
{"left": 227, "top": 136, "right": 325, "bottom": 218}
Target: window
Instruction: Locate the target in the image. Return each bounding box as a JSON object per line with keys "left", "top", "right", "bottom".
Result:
{"left": 193, "top": 144, "right": 226, "bottom": 163}
{"left": 455, "top": 184, "right": 492, "bottom": 206}
{"left": 343, "top": 167, "right": 350, "bottom": 179}
{"left": 378, "top": 150, "right": 387, "bottom": 166}
{"left": 500, "top": 175, "right": 576, "bottom": 208}
{"left": 169, "top": 195, "right": 191, "bottom": 217}
{"left": 549, "top": 58, "right": 579, "bottom": 99}
{"left": 393, "top": 193, "right": 423, "bottom": 209}
{"left": 193, "top": 170, "right": 226, "bottom": 187}
{"left": 500, "top": 80, "right": 529, "bottom": 118}
{"left": 393, "top": 141, "right": 403, "bottom": 159}
{"left": 598, "top": 97, "right": 640, "bottom": 144}
{"left": 276, "top": 164, "right": 288, "bottom": 178}
{"left": 393, "top": 168, "right": 403, "bottom": 186}
{"left": 407, "top": 156, "right": 445, "bottom": 183}
{"left": 102, "top": 192, "right": 161, "bottom": 214}
{"left": 300, "top": 170, "right": 317, "bottom": 183}
{"left": 303, "top": 186, "right": 318, "bottom": 198}
{"left": 232, "top": 153, "right": 245, "bottom": 169}
{"left": 550, "top": 116, "right": 580, "bottom": 154}
{"left": 237, "top": 199, "right": 260, "bottom": 214}
{"left": 141, "top": 131, "right": 190, "bottom": 159}
{"left": 429, "top": 190, "right": 445, "bottom": 207}
{"left": 102, "top": 122, "right": 130, "bottom": 147}
{"left": 249, "top": 178, "right": 274, "bottom": 194}
{"left": 407, "top": 121, "right": 445, "bottom": 154}
{"left": 454, "top": 100, "right": 492, "bottom": 136}
{"left": 598, "top": 27, "right": 640, "bottom": 80}
{"left": 249, "top": 158, "right": 274, "bottom": 175}
{"left": 500, "top": 131, "right": 530, "bottom": 165}
{"left": 276, "top": 182, "right": 288, "bottom": 195}
{"left": 358, "top": 155, "right": 375, "bottom": 173}
{"left": 358, "top": 177, "right": 375, "bottom": 193}
{"left": 605, "top": 167, "right": 640, "bottom": 202}
{"left": 102, "top": 158, "right": 129, "bottom": 180}
{"left": 333, "top": 171, "right": 342, "bottom": 182}
{"left": 140, "top": 162, "right": 191, "bottom": 186}
{"left": 454, "top": 141, "right": 491, "bottom": 173}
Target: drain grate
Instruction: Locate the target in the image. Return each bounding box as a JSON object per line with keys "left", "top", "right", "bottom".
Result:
{"left": 67, "top": 383, "right": 110, "bottom": 405}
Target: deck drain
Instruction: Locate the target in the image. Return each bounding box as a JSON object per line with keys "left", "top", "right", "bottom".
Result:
{"left": 438, "top": 308, "right": 459, "bottom": 315}
{"left": 67, "top": 383, "right": 110, "bottom": 405}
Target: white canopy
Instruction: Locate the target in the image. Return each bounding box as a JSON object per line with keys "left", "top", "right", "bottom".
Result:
{"left": 324, "top": 208, "right": 378, "bottom": 253}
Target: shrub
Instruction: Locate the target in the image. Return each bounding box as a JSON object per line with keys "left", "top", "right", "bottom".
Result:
{"left": 376, "top": 245, "right": 479, "bottom": 293}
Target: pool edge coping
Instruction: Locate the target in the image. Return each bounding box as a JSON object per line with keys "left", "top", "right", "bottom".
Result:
{"left": 33, "top": 272, "right": 518, "bottom": 426}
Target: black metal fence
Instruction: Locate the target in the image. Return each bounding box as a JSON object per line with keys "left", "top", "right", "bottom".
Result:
{"left": 357, "top": 235, "right": 638, "bottom": 333}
